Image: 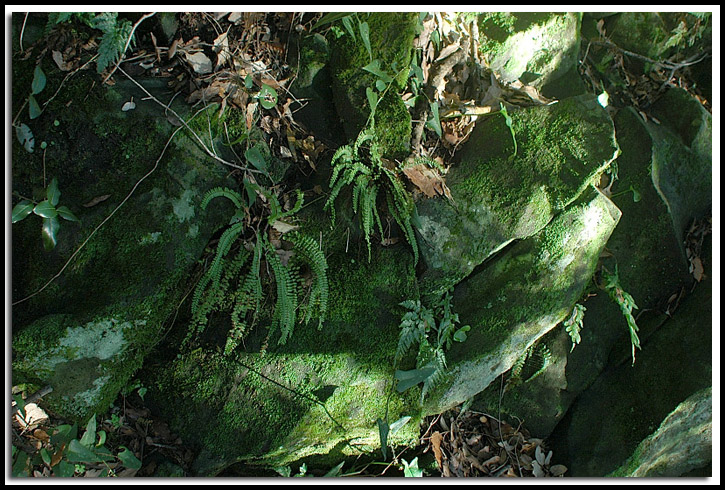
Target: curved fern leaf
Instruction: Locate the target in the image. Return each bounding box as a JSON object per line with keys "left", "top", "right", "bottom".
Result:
{"left": 201, "top": 187, "right": 245, "bottom": 210}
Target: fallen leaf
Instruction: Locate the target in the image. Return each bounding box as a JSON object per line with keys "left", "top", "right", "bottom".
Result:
{"left": 184, "top": 51, "right": 213, "bottom": 74}
{"left": 33, "top": 428, "right": 50, "bottom": 442}
{"left": 83, "top": 194, "right": 111, "bottom": 207}
{"left": 213, "top": 30, "right": 231, "bottom": 71}
{"left": 431, "top": 431, "right": 444, "bottom": 468}
{"left": 691, "top": 256, "right": 704, "bottom": 282}
{"left": 52, "top": 50, "right": 73, "bottom": 71}
{"left": 271, "top": 220, "right": 298, "bottom": 234}
{"left": 121, "top": 100, "right": 136, "bottom": 112}
{"left": 549, "top": 464, "right": 567, "bottom": 476}
{"left": 402, "top": 162, "right": 451, "bottom": 200}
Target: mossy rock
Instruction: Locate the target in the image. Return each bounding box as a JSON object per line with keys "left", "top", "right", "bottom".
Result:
{"left": 421, "top": 187, "right": 621, "bottom": 415}
{"left": 328, "top": 12, "right": 418, "bottom": 159}
{"left": 11, "top": 57, "right": 237, "bottom": 420}
{"left": 477, "top": 12, "right": 582, "bottom": 92}
{"left": 415, "top": 94, "right": 619, "bottom": 298}
{"left": 146, "top": 199, "right": 422, "bottom": 475}
{"left": 609, "top": 387, "right": 712, "bottom": 477}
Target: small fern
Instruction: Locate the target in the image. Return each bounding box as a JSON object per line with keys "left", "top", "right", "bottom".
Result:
{"left": 601, "top": 266, "right": 641, "bottom": 365}
{"left": 190, "top": 186, "right": 329, "bottom": 352}
{"left": 324, "top": 122, "right": 419, "bottom": 264}
{"left": 510, "top": 342, "right": 552, "bottom": 385}
{"left": 564, "top": 303, "right": 586, "bottom": 353}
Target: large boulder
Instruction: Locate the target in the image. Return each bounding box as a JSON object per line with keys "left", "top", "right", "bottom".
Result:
{"left": 416, "top": 94, "right": 619, "bottom": 298}
{"left": 11, "top": 62, "right": 235, "bottom": 421}
{"left": 422, "top": 187, "right": 621, "bottom": 415}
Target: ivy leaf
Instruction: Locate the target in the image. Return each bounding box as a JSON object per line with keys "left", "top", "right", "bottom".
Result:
{"left": 376, "top": 418, "right": 389, "bottom": 460}
{"left": 15, "top": 123, "right": 35, "bottom": 153}
{"left": 32, "top": 65, "right": 47, "bottom": 95}
{"left": 28, "top": 94, "right": 42, "bottom": 119}
{"left": 46, "top": 177, "right": 61, "bottom": 206}
{"left": 79, "top": 415, "right": 97, "bottom": 448}
{"left": 56, "top": 205, "right": 80, "bottom": 222}
{"left": 402, "top": 457, "right": 424, "bottom": 477}
{"left": 53, "top": 460, "right": 75, "bottom": 477}
{"left": 366, "top": 86, "right": 378, "bottom": 113}
{"left": 362, "top": 59, "right": 393, "bottom": 83}
{"left": 12, "top": 200, "right": 34, "bottom": 223}
{"left": 426, "top": 101, "right": 442, "bottom": 138}
{"left": 118, "top": 447, "right": 142, "bottom": 469}
{"left": 33, "top": 200, "right": 58, "bottom": 219}
{"left": 66, "top": 439, "right": 113, "bottom": 463}
{"left": 41, "top": 217, "right": 60, "bottom": 251}
{"left": 341, "top": 15, "right": 356, "bottom": 39}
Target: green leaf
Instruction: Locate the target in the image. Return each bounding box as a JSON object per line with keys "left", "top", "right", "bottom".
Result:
{"left": 28, "top": 94, "right": 42, "bottom": 119}
{"left": 33, "top": 200, "right": 57, "bottom": 218}
{"left": 359, "top": 21, "right": 372, "bottom": 60}
{"left": 631, "top": 187, "right": 642, "bottom": 202}
{"left": 376, "top": 418, "right": 389, "bottom": 460}
{"left": 258, "top": 84, "right": 278, "bottom": 109}
{"left": 53, "top": 460, "right": 75, "bottom": 478}
{"left": 394, "top": 366, "right": 436, "bottom": 392}
{"left": 323, "top": 461, "right": 345, "bottom": 477}
{"left": 244, "top": 73, "right": 253, "bottom": 89}
{"left": 32, "top": 65, "right": 47, "bottom": 94}
{"left": 375, "top": 79, "right": 387, "bottom": 92}
{"left": 389, "top": 415, "right": 412, "bottom": 435}
{"left": 12, "top": 450, "right": 31, "bottom": 477}
{"left": 311, "top": 12, "right": 353, "bottom": 31}
{"left": 453, "top": 325, "right": 470, "bottom": 342}
{"left": 245, "top": 145, "right": 268, "bottom": 173}
{"left": 243, "top": 180, "right": 258, "bottom": 207}
{"left": 366, "top": 86, "right": 378, "bottom": 113}
{"left": 41, "top": 216, "right": 59, "bottom": 251}
{"left": 15, "top": 122, "right": 35, "bottom": 153}
{"left": 402, "top": 457, "right": 424, "bottom": 477}
{"left": 96, "top": 430, "right": 106, "bottom": 447}
{"left": 56, "top": 205, "right": 80, "bottom": 222}
{"left": 341, "top": 16, "right": 356, "bottom": 39}
{"left": 66, "top": 439, "right": 113, "bottom": 463}
{"left": 13, "top": 394, "right": 27, "bottom": 417}
{"left": 362, "top": 59, "right": 393, "bottom": 83}
{"left": 47, "top": 177, "right": 60, "bottom": 206}
{"left": 427, "top": 101, "right": 442, "bottom": 138}
{"left": 12, "top": 200, "right": 34, "bottom": 223}
{"left": 51, "top": 423, "right": 78, "bottom": 447}
{"left": 137, "top": 387, "right": 147, "bottom": 401}
{"left": 79, "top": 415, "right": 97, "bottom": 448}
{"left": 118, "top": 446, "right": 142, "bottom": 469}
{"left": 40, "top": 447, "right": 52, "bottom": 466}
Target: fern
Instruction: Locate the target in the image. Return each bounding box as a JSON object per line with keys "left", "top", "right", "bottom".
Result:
{"left": 601, "top": 266, "right": 641, "bottom": 365}
{"left": 564, "top": 303, "right": 586, "bottom": 352}
{"left": 264, "top": 235, "right": 299, "bottom": 344}
{"left": 324, "top": 123, "right": 419, "bottom": 263}
{"left": 288, "top": 232, "right": 329, "bottom": 328}
{"left": 510, "top": 343, "right": 552, "bottom": 384}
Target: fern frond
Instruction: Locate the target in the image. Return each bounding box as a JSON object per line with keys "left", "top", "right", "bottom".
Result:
{"left": 273, "top": 189, "right": 304, "bottom": 223}
{"left": 421, "top": 348, "right": 447, "bottom": 401}
{"left": 201, "top": 187, "right": 245, "bottom": 210}
{"left": 264, "top": 237, "right": 298, "bottom": 344}
{"left": 353, "top": 128, "right": 375, "bottom": 156}
{"left": 288, "top": 232, "right": 329, "bottom": 328}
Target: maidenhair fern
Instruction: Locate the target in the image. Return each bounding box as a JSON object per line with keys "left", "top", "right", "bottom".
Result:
{"left": 324, "top": 126, "right": 418, "bottom": 264}
{"left": 189, "top": 187, "right": 329, "bottom": 353}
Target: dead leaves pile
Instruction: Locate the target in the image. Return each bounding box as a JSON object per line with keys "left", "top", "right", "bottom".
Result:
{"left": 422, "top": 407, "right": 567, "bottom": 478}
{"left": 684, "top": 215, "right": 711, "bottom": 284}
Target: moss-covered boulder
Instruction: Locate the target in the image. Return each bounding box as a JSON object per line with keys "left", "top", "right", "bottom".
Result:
{"left": 609, "top": 387, "right": 712, "bottom": 477}
{"left": 11, "top": 62, "right": 235, "bottom": 421}
{"left": 422, "top": 188, "right": 621, "bottom": 415}
{"left": 416, "top": 94, "right": 619, "bottom": 298}
{"left": 477, "top": 12, "right": 582, "bottom": 93}
{"left": 470, "top": 106, "right": 696, "bottom": 437}
{"left": 329, "top": 12, "right": 418, "bottom": 158}
{"left": 146, "top": 201, "right": 422, "bottom": 475}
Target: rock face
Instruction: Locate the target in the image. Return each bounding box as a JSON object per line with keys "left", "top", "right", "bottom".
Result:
{"left": 11, "top": 72, "right": 235, "bottom": 421}
{"left": 416, "top": 94, "right": 619, "bottom": 298}
{"left": 422, "top": 188, "right": 621, "bottom": 415}
{"left": 609, "top": 387, "right": 712, "bottom": 477}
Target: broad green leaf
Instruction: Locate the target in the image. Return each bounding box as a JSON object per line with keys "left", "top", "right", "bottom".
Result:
{"left": 53, "top": 460, "right": 75, "bottom": 478}
{"left": 118, "top": 446, "right": 142, "bottom": 469}
{"left": 12, "top": 450, "right": 31, "bottom": 477}
{"left": 12, "top": 200, "right": 34, "bottom": 223}
{"left": 394, "top": 366, "right": 436, "bottom": 392}
{"left": 258, "top": 84, "right": 278, "bottom": 109}
{"left": 56, "top": 205, "right": 80, "bottom": 222}
{"left": 244, "top": 73, "right": 253, "bottom": 89}
{"left": 47, "top": 177, "right": 60, "bottom": 206}
{"left": 341, "top": 15, "right": 356, "bottom": 39}
{"left": 79, "top": 415, "right": 97, "bottom": 448}
{"left": 42, "top": 217, "right": 60, "bottom": 251}
{"left": 33, "top": 200, "right": 57, "bottom": 218}
{"left": 323, "top": 461, "right": 345, "bottom": 477}
{"left": 311, "top": 12, "right": 353, "bottom": 31}
{"left": 32, "top": 65, "right": 47, "bottom": 95}
{"left": 244, "top": 145, "right": 268, "bottom": 173}
{"left": 362, "top": 59, "right": 393, "bottom": 83}
{"left": 359, "top": 21, "right": 372, "bottom": 60}
{"left": 28, "top": 94, "right": 42, "bottom": 119}
{"left": 376, "top": 418, "right": 389, "bottom": 460}
{"left": 51, "top": 423, "right": 78, "bottom": 447}
{"left": 453, "top": 325, "right": 470, "bottom": 342}
{"left": 66, "top": 439, "right": 113, "bottom": 463}
{"left": 40, "top": 447, "right": 52, "bottom": 466}
{"left": 243, "top": 180, "right": 258, "bottom": 207}
{"left": 15, "top": 123, "right": 35, "bottom": 153}
{"left": 375, "top": 79, "right": 386, "bottom": 92}
{"left": 366, "top": 86, "right": 378, "bottom": 113}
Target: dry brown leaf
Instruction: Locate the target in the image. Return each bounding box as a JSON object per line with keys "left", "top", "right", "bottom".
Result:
{"left": 402, "top": 163, "right": 451, "bottom": 200}
{"left": 83, "top": 194, "right": 112, "bottom": 208}
{"left": 52, "top": 50, "right": 73, "bottom": 71}
{"left": 185, "top": 51, "right": 213, "bottom": 74}
{"left": 691, "top": 256, "right": 704, "bottom": 281}
{"left": 431, "top": 431, "right": 444, "bottom": 468}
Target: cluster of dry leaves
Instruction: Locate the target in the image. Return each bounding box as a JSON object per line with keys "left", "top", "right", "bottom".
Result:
{"left": 421, "top": 406, "right": 567, "bottom": 477}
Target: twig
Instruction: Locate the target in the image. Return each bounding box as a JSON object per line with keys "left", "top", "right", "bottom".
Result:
{"left": 19, "top": 12, "right": 29, "bottom": 51}
{"left": 102, "top": 12, "right": 157, "bottom": 84}
{"left": 12, "top": 123, "right": 184, "bottom": 306}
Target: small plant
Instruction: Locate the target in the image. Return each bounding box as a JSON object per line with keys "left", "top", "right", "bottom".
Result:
{"left": 393, "top": 290, "right": 470, "bottom": 401}
{"left": 499, "top": 102, "right": 518, "bottom": 161}
{"left": 601, "top": 265, "right": 641, "bottom": 365}
{"left": 190, "top": 186, "right": 328, "bottom": 351}
{"left": 564, "top": 303, "right": 586, "bottom": 352}
{"left": 508, "top": 342, "right": 552, "bottom": 387}
{"left": 12, "top": 177, "right": 80, "bottom": 251}
{"left": 324, "top": 126, "right": 419, "bottom": 264}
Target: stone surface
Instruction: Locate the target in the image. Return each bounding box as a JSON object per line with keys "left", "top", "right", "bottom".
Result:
{"left": 416, "top": 94, "right": 619, "bottom": 298}
{"left": 609, "top": 387, "right": 712, "bottom": 477}
{"left": 477, "top": 12, "right": 582, "bottom": 91}
{"left": 11, "top": 62, "right": 235, "bottom": 421}
{"left": 422, "top": 188, "right": 621, "bottom": 415}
